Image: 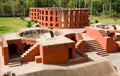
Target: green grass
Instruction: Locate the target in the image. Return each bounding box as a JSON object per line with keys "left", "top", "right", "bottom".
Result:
{"left": 0, "top": 17, "right": 27, "bottom": 35}
{"left": 0, "top": 16, "right": 120, "bottom": 35}
{"left": 90, "top": 16, "right": 120, "bottom": 25}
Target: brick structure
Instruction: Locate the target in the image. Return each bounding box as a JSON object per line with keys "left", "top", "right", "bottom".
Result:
{"left": 1, "top": 23, "right": 120, "bottom": 67}
{"left": 0, "top": 28, "right": 88, "bottom": 66}
{"left": 29, "top": 7, "right": 89, "bottom": 29}
{"left": 29, "top": 8, "right": 40, "bottom": 20}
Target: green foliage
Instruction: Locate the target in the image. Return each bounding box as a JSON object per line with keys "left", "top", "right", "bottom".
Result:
{"left": 90, "top": 16, "right": 120, "bottom": 24}
{"left": 0, "top": 0, "right": 120, "bottom": 17}
{"left": 26, "top": 21, "right": 32, "bottom": 27}
{"left": 34, "top": 20, "right": 38, "bottom": 23}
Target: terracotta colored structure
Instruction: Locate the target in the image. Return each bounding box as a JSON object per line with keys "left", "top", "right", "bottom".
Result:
{"left": 0, "top": 28, "right": 88, "bottom": 66}
{"left": 29, "top": 7, "right": 89, "bottom": 29}
{"left": 1, "top": 23, "right": 120, "bottom": 66}
{"left": 86, "top": 23, "right": 120, "bottom": 53}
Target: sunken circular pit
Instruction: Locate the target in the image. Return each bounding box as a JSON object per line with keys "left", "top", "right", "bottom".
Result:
{"left": 18, "top": 28, "right": 53, "bottom": 39}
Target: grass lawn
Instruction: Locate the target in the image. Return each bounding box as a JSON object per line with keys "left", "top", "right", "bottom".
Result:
{"left": 90, "top": 16, "right": 120, "bottom": 25}
{"left": 0, "top": 16, "right": 120, "bottom": 35}
{"left": 0, "top": 17, "right": 30, "bottom": 35}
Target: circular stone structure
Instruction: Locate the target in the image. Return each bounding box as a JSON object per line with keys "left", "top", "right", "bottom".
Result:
{"left": 17, "top": 28, "right": 64, "bottom": 40}
{"left": 18, "top": 28, "right": 53, "bottom": 39}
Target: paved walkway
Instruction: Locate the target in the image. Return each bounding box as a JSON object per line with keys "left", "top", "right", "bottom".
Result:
{"left": 105, "top": 52, "right": 120, "bottom": 72}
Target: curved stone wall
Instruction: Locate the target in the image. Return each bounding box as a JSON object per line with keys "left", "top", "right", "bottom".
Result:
{"left": 18, "top": 28, "right": 52, "bottom": 39}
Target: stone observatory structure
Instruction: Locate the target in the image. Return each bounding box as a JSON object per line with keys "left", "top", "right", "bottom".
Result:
{"left": 0, "top": 7, "right": 120, "bottom": 76}
{"left": 0, "top": 28, "right": 88, "bottom": 66}
{"left": 29, "top": 7, "right": 89, "bottom": 29}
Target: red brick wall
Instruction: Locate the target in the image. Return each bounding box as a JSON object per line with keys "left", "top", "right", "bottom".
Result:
{"left": 29, "top": 8, "right": 39, "bottom": 20}
{"left": 2, "top": 47, "right": 9, "bottom": 65}
{"left": 2, "top": 39, "right": 24, "bottom": 65}
{"left": 29, "top": 8, "right": 89, "bottom": 29}
{"left": 21, "top": 39, "right": 36, "bottom": 44}
{"left": 86, "top": 27, "right": 119, "bottom": 52}
{"left": 7, "top": 39, "right": 24, "bottom": 55}
{"left": 65, "top": 33, "right": 76, "bottom": 42}
{"left": 41, "top": 43, "right": 75, "bottom": 64}
{"left": 76, "top": 40, "right": 86, "bottom": 52}
{"left": 21, "top": 44, "right": 39, "bottom": 62}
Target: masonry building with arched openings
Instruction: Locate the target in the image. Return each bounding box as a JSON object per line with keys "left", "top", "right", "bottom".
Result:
{"left": 29, "top": 7, "right": 89, "bottom": 29}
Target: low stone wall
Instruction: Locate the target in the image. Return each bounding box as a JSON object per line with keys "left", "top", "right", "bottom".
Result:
{"left": 18, "top": 61, "right": 118, "bottom": 76}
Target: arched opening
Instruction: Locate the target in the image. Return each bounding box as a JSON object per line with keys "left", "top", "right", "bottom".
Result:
{"left": 50, "top": 16, "right": 53, "bottom": 21}
{"left": 55, "top": 24, "right": 59, "bottom": 27}
{"left": 8, "top": 44, "right": 18, "bottom": 58}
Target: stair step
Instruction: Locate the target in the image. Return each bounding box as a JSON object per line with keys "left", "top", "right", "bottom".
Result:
{"left": 86, "top": 45, "right": 104, "bottom": 49}
{"left": 101, "top": 54, "right": 109, "bottom": 57}
{"left": 87, "top": 44, "right": 102, "bottom": 47}
{"left": 96, "top": 52, "right": 108, "bottom": 55}
{"left": 86, "top": 42, "right": 99, "bottom": 44}
{"left": 9, "top": 63, "right": 22, "bottom": 67}
{"left": 94, "top": 47, "right": 104, "bottom": 49}
{"left": 96, "top": 51, "right": 109, "bottom": 57}
{"left": 9, "top": 57, "right": 21, "bottom": 62}
{"left": 9, "top": 60, "right": 21, "bottom": 65}
{"left": 9, "top": 61, "right": 22, "bottom": 67}
{"left": 86, "top": 42, "right": 100, "bottom": 45}
{"left": 96, "top": 49, "right": 105, "bottom": 51}
{"left": 86, "top": 40, "right": 106, "bottom": 53}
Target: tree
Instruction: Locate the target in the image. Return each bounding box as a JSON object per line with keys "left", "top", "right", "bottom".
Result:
{"left": 109, "top": 0, "right": 112, "bottom": 17}
{"left": 102, "top": 0, "right": 105, "bottom": 16}
{"left": 90, "top": 0, "right": 93, "bottom": 16}
{"left": 18, "top": 0, "right": 26, "bottom": 18}
{"left": 1, "top": 0, "right": 5, "bottom": 16}
{"left": 84, "top": 0, "right": 86, "bottom": 8}
{"left": 78, "top": 0, "right": 80, "bottom": 8}
{"left": 11, "top": 0, "right": 15, "bottom": 17}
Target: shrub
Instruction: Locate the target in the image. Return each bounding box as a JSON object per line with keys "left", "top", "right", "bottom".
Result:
{"left": 34, "top": 20, "right": 38, "bottom": 23}
{"left": 95, "top": 20, "right": 99, "bottom": 23}
{"left": 26, "top": 21, "right": 32, "bottom": 27}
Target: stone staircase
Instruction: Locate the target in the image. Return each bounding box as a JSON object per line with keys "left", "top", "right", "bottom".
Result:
{"left": 9, "top": 57, "right": 22, "bottom": 67}
{"left": 98, "top": 30, "right": 108, "bottom": 37}
{"left": 86, "top": 39, "right": 109, "bottom": 57}
{"left": 21, "top": 43, "right": 39, "bottom": 62}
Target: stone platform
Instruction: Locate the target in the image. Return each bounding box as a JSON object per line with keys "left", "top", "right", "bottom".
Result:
{"left": 1, "top": 52, "right": 118, "bottom": 76}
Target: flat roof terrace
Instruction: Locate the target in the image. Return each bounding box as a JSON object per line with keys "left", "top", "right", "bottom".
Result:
{"left": 37, "top": 37, "right": 74, "bottom": 46}
{"left": 1, "top": 33, "right": 20, "bottom": 47}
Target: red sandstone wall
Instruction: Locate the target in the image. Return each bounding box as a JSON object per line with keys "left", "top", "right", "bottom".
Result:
{"left": 0, "top": 40, "right": 7, "bottom": 65}
{"left": 29, "top": 8, "right": 39, "bottom": 20}
{"left": 29, "top": 8, "right": 89, "bottom": 29}
{"left": 65, "top": 33, "right": 86, "bottom": 52}
{"left": 1, "top": 39, "right": 24, "bottom": 65}
{"left": 7, "top": 39, "right": 24, "bottom": 55}
{"left": 21, "top": 44, "right": 39, "bottom": 62}
{"left": 65, "top": 33, "right": 76, "bottom": 42}
{"left": 2, "top": 47, "right": 9, "bottom": 65}
{"left": 21, "top": 39, "right": 36, "bottom": 44}
{"left": 76, "top": 40, "right": 86, "bottom": 52}
{"left": 41, "top": 43, "right": 75, "bottom": 64}
{"left": 86, "top": 27, "right": 119, "bottom": 53}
